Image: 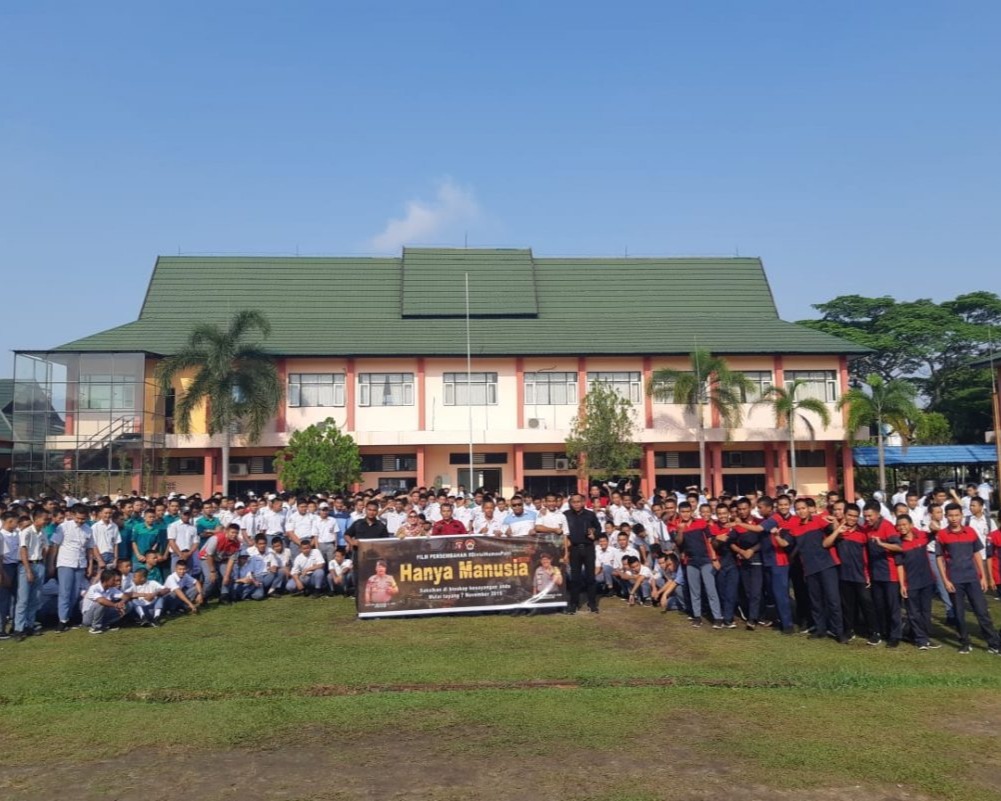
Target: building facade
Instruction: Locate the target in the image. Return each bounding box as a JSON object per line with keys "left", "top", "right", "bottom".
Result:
{"left": 11, "top": 249, "right": 866, "bottom": 499}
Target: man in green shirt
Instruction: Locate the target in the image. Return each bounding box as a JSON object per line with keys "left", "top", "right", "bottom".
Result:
{"left": 131, "top": 509, "right": 163, "bottom": 570}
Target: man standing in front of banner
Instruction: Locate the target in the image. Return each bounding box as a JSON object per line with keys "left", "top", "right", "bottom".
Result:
{"left": 563, "top": 493, "right": 601, "bottom": 615}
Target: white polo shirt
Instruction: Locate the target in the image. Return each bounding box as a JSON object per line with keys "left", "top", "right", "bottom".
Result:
{"left": 536, "top": 509, "right": 569, "bottom": 537}
{"left": 91, "top": 521, "right": 121, "bottom": 555}
{"left": 291, "top": 550, "right": 325, "bottom": 576}
{"left": 167, "top": 520, "right": 199, "bottom": 551}
{"left": 1, "top": 527, "right": 21, "bottom": 564}
{"left": 18, "top": 525, "right": 49, "bottom": 561}
{"left": 164, "top": 572, "right": 196, "bottom": 593}
{"left": 328, "top": 558, "right": 353, "bottom": 577}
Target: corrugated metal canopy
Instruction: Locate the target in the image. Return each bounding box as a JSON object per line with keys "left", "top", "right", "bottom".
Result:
{"left": 852, "top": 445, "right": 998, "bottom": 466}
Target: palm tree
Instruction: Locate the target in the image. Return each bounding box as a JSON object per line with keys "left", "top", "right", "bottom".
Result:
{"left": 647, "top": 349, "right": 754, "bottom": 491}
{"left": 156, "top": 310, "right": 283, "bottom": 492}
{"left": 837, "top": 373, "right": 919, "bottom": 495}
{"left": 755, "top": 379, "right": 832, "bottom": 493}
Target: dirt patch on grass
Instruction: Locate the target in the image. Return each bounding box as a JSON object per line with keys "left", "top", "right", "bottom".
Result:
{"left": 0, "top": 719, "right": 936, "bottom": 801}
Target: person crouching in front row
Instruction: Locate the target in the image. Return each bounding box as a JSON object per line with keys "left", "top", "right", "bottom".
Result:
{"left": 288, "top": 538, "right": 326, "bottom": 596}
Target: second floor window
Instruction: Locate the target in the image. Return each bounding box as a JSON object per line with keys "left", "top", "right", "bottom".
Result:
{"left": 786, "top": 370, "right": 838, "bottom": 403}
{"left": 525, "top": 371, "right": 578, "bottom": 405}
{"left": 740, "top": 371, "right": 773, "bottom": 403}
{"left": 79, "top": 375, "right": 136, "bottom": 411}
{"left": 444, "top": 372, "right": 498, "bottom": 406}
{"left": 359, "top": 373, "right": 414, "bottom": 407}
{"left": 588, "top": 371, "right": 642, "bottom": 403}
{"left": 288, "top": 373, "right": 345, "bottom": 407}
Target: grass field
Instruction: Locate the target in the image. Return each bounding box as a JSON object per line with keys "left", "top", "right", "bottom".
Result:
{"left": 1, "top": 596, "right": 1000, "bottom": 801}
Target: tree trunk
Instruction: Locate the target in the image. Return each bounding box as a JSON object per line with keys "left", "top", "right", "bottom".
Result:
{"left": 697, "top": 402, "right": 707, "bottom": 492}
{"left": 221, "top": 431, "right": 231, "bottom": 496}
{"left": 789, "top": 417, "right": 797, "bottom": 493}
{"left": 877, "top": 419, "right": 886, "bottom": 495}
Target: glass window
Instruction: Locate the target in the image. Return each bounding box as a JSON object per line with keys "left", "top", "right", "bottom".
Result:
{"left": 740, "top": 371, "right": 773, "bottom": 403}
{"left": 587, "top": 371, "right": 642, "bottom": 403}
{"left": 358, "top": 373, "right": 414, "bottom": 407}
{"left": 785, "top": 370, "right": 838, "bottom": 403}
{"left": 524, "top": 372, "right": 578, "bottom": 405}
{"left": 443, "top": 372, "right": 498, "bottom": 406}
{"left": 78, "top": 375, "right": 136, "bottom": 411}
{"left": 361, "top": 454, "right": 418, "bottom": 472}
{"left": 288, "top": 374, "right": 345, "bottom": 407}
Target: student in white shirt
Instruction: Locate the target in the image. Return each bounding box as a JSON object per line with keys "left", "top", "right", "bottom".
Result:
{"left": 13, "top": 508, "right": 50, "bottom": 640}
{"left": 472, "top": 500, "right": 505, "bottom": 537}
{"left": 129, "top": 567, "right": 166, "bottom": 626}
{"left": 594, "top": 534, "right": 617, "bottom": 595}
{"left": 286, "top": 500, "right": 318, "bottom": 558}
{"left": 90, "top": 505, "right": 121, "bottom": 568}
{"left": 244, "top": 535, "right": 276, "bottom": 598}
{"left": 267, "top": 537, "right": 292, "bottom": 596}
{"left": 0, "top": 512, "right": 21, "bottom": 637}
{"left": 380, "top": 498, "right": 408, "bottom": 537}
{"left": 535, "top": 494, "right": 570, "bottom": 540}
{"left": 232, "top": 552, "right": 268, "bottom": 601}
{"left": 163, "top": 561, "right": 203, "bottom": 615}
{"left": 622, "top": 555, "right": 653, "bottom": 605}
{"left": 81, "top": 568, "right": 128, "bottom": 634}
{"left": 288, "top": 538, "right": 326, "bottom": 595}
{"left": 314, "top": 505, "right": 340, "bottom": 564}
{"left": 51, "top": 504, "right": 99, "bottom": 632}
{"left": 327, "top": 547, "right": 355, "bottom": 597}
{"left": 167, "top": 507, "right": 199, "bottom": 571}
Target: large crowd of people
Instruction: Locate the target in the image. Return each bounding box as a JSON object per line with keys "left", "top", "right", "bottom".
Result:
{"left": 1, "top": 480, "right": 999, "bottom": 654}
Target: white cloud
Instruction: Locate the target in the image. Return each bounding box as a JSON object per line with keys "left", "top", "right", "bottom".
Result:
{"left": 368, "top": 179, "right": 480, "bottom": 252}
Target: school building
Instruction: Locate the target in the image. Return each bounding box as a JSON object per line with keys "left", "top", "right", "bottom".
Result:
{"left": 9, "top": 248, "right": 867, "bottom": 499}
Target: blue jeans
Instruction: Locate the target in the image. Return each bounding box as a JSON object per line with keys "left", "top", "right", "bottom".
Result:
{"left": 716, "top": 565, "right": 740, "bottom": 624}
{"left": 287, "top": 569, "right": 325, "bottom": 593}
{"left": 686, "top": 563, "right": 721, "bottom": 620}
{"left": 927, "top": 551, "right": 955, "bottom": 618}
{"left": 0, "top": 563, "right": 17, "bottom": 627}
{"left": 15, "top": 562, "right": 45, "bottom": 632}
{"left": 57, "top": 566, "right": 87, "bottom": 624}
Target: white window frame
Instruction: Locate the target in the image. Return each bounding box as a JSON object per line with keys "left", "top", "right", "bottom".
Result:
{"left": 740, "top": 371, "right": 773, "bottom": 403}
{"left": 443, "top": 372, "right": 498, "bottom": 406}
{"left": 785, "top": 370, "right": 838, "bottom": 403}
{"left": 358, "top": 373, "right": 415, "bottom": 407}
{"left": 288, "top": 373, "right": 345, "bottom": 408}
{"left": 587, "top": 371, "right": 642, "bottom": 404}
{"left": 524, "top": 371, "right": 578, "bottom": 406}
{"left": 78, "top": 375, "right": 137, "bottom": 411}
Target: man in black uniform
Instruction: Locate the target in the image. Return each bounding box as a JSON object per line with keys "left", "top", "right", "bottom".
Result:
{"left": 345, "top": 501, "right": 390, "bottom": 557}
{"left": 564, "top": 493, "right": 601, "bottom": 614}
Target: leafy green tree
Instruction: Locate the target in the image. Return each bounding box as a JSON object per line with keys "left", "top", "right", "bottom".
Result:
{"left": 565, "top": 382, "right": 642, "bottom": 483}
{"left": 754, "top": 379, "right": 832, "bottom": 493}
{"left": 910, "top": 411, "right": 953, "bottom": 445}
{"left": 837, "top": 374, "right": 920, "bottom": 494}
{"left": 275, "top": 418, "right": 361, "bottom": 494}
{"left": 798, "top": 292, "right": 1001, "bottom": 441}
{"left": 156, "top": 310, "right": 283, "bottom": 491}
{"left": 647, "top": 349, "right": 754, "bottom": 490}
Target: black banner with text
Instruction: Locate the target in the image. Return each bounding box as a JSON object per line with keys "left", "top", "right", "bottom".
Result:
{"left": 355, "top": 535, "right": 568, "bottom": 618}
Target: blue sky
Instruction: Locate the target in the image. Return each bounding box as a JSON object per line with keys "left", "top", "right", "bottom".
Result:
{"left": 2, "top": 2, "right": 999, "bottom": 373}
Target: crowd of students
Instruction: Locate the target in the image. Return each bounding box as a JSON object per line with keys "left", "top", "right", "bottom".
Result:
{"left": 1, "top": 481, "right": 998, "bottom": 654}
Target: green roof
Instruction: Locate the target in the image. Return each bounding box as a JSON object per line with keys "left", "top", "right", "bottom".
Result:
{"left": 49, "top": 250, "right": 868, "bottom": 357}
{"left": 969, "top": 351, "right": 1001, "bottom": 370}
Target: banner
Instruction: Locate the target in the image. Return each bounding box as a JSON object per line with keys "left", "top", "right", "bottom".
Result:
{"left": 355, "top": 535, "right": 568, "bottom": 618}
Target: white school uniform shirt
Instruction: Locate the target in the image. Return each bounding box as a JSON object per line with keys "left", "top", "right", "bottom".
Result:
{"left": 52, "top": 520, "right": 96, "bottom": 569}
{"left": 611, "top": 545, "right": 640, "bottom": 569}
{"left": 18, "top": 525, "right": 49, "bottom": 561}
{"left": 595, "top": 546, "right": 617, "bottom": 570}
{"left": 966, "top": 513, "right": 998, "bottom": 554}
{"left": 315, "top": 516, "right": 339, "bottom": 544}
{"left": 164, "top": 572, "right": 196, "bottom": 593}
{"left": 167, "top": 520, "right": 199, "bottom": 551}
{"left": 119, "top": 572, "right": 136, "bottom": 594}
{"left": 472, "top": 513, "right": 505, "bottom": 537}
{"left": 82, "top": 582, "right": 114, "bottom": 614}
{"left": 380, "top": 509, "right": 408, "bottom": 535}
{"left": 288, "top": 512, "right": 318, "bottom": 541}
{"left": 217, "top": 509, "right": 235, "bottom": 527}
{"left": 1, "top": 527, "right": 21, "bottom": 564}
{"left": 536, "top": 509, "right": 569, "bottom": 537}
{"left": 260, "top": 508, "right": 287, "bottom": 535}
{"left": 291, "top": 550, "right": 325, "bottom": 576}
{"left": 328, "top": 558, "right": 353, "bottom": 577}
{"left": 131, "top": 580, "right": 164, "bottom": 606}
{"left": 426, "top": 503, "right": 443, "bottom": 523}
{"left": 266, "top": 549, "right": 291, "bottom": 571}
{"left": 452, "top": 506, "right": 473, "bottom": 530}
{"left": 238, "top": 512, "right": 257, "bottom": 539}
{"left": 90, "top": 521, "right": 121, "bottom": 555}
{"left": 246, "top": 551, "right": 269, "bottom": 577}
{"left": 502, "top": 510, "right": 537, "bottom": 537}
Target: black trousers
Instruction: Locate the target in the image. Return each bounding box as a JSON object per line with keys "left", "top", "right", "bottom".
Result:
{"left": 790, "top": 559, "right": 812, "bottom": 628}
{"left": 840, "top": 579, "right": 878, "bottom": 638}
{"left": 904, "top": 584, "right": 934, "bottom": 646}
{"left": 568, "top": 542, "right": 597, "bottom": 610}
{"left": 806, "top": 566, "right": 843, "bottom": 637}
{"left": 739, "top": 564, "right": 763, "bottom": 622}
{"left": 871, "top": 580, "right": 903, "bottom": 643}
{"left": 951, "top": 581, "right": 1001, "bottom": 649}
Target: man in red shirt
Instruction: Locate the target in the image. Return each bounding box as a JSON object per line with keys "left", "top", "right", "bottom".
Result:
{"left": 861, "top": 501, "right": 904, "bottom": 647}
{"left": 431, "top": 503, "right": 468, "bottom": 536}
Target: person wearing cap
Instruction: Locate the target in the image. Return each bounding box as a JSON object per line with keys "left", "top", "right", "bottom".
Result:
{"left": 167, "top": 508, "right": 199, "bottom": 573}
{"left": 314, "top": 503, "right": 340, "bottom": 564}
{"left": 288, "top": 538, "right": 326, "bottom": 596}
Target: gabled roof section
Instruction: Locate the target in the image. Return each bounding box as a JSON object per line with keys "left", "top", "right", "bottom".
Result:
{"left": 49, "top": 251, "right": 869, "bottom": 357}
{"left": 401, "top": 248, "right": 538, "bottom": 317}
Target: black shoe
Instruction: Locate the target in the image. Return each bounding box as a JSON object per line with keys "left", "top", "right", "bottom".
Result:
{"left": 57, "top": 622, "right": 70, "bottom": 634}
{"left": 14, "top": 632, "right": 27, "bottom": 642}
{"left": 886, "top": 640, "right": 899, "bottom": 649}
{"left": 807, "top": 632, "right": 826, "bottom": 640}
{"left": 563, "top": 607, "right": 577, "bottom": 615}
{"left": 0, "top": 631, "right": 10, "bottom": 641}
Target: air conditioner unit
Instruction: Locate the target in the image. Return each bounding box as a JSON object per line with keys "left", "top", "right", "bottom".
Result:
{"left": 528, "top": 418, "right": 546, "bottom": 429}
{"left": 230, "top": 463, "right": 249, "bottom": 476}
{"left": 555, "top": 458, "right": 570, "bottom": 471}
